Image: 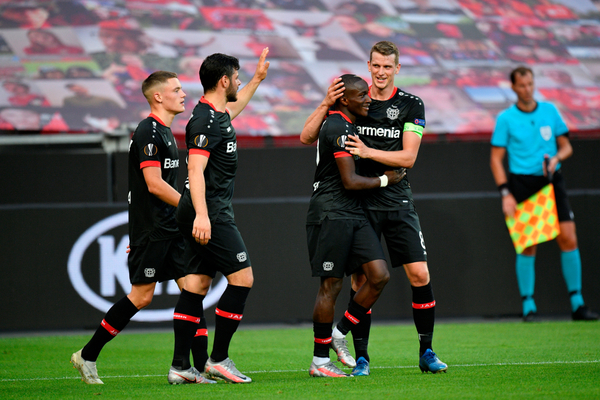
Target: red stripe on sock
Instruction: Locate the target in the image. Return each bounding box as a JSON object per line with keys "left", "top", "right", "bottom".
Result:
{"left": 173, "top": 313, "right": 200, "bottom": 323}
{"left": 315, "top": 337, "right": 332, "bottom": 344}
{"left": 215, "top": 308, "right": 243, "bottom": 320}
{"left": 101, "top": 319, "right": 120, "bottom": 336}
{"left": 195, "top": 329, "right": 208, "bottom": 337}
{"left": 344, "top": 310, "right": 360, "bottom": 324}
{"left": 412, "top": 300, "right": 436, "bottom": 309}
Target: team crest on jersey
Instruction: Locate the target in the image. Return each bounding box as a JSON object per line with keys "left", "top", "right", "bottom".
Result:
{"left": 237, "top": 252, "right": 247, "bottom": 262}
{"left": 336, "top": 135, "right": 348, "bottom": 148}
{"left": 193, "top": 134, "right": 208, "bottom": 148}
{"left": 143, "top": 143, "right": 157, "bottom": 156}
{"left": 540, "top": 126, "right": 552, "bottom": 141}
{"left": 387, "top": 106, "right": 399, "bottom": 120}
{"left": 323, "top": 262, "right": 334, "bottom": 271}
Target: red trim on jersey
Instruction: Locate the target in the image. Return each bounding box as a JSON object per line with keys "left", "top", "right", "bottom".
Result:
{"left": 140, "top": 160, "right": 161, "bottom": 169}
{"left": 368, "top": 85, "right": 398, "bottom": 100}
{"left": 412, "top": 300, "right": 436, "bottom": 309}
{"left": 344, "top": 310, "right": 360, "bottom": 325}
{"left": 328, "top": 110, "right": 352, "bottom": 123}
{"left": 215, "top": 308, "right": 243, "bottom": 320}
{"left": 314, "top": 337, "right": 332, "bottom": 344}
{"left": 189, "top": 149, "right": 210, "bottom": 158}
{"left": 334, "top": 151, "right": 352, "bottom": 158}
{"left": 148, "top": 113, "right": 166, "bottom": 126}
{"left": 195, "top": 328, "right": 208, "bottom": 337}
{"left": 367, "top": 309, "right": 372, "bottom": 314}
{"left": 173, "top": 313, "right": 201, "bottom": 323}
{"left": 101, "top": 319, "right": 120, "bottom": 336}
{"left": 200, "top": 96, "right": 229, "bottom": 114}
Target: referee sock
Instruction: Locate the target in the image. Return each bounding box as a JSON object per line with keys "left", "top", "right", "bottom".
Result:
{"left": 172, "top": 289, "right": 204, "bottom": 370}
{"left": 561, "top": 249, "right": 584, "bottom": 312}
{"left": 191, "top": 308, "right": 209, "bottom": 370}
{"left": 412, "top": 283, "right": 435, "bottom": 357}
{"left": 210, "top": 285, "right": 251, "bottom": 363}
{"left": 313, "top": 321, "right": 332, "bottom": 359}
{"left": 348, "top": 289, "right": 371, "bottom": 362}
{"left": 516, "top": 254, "right": 537, "bottom": 316}
{"left": 82, "top": 296, "right": 139, "bottom": 362}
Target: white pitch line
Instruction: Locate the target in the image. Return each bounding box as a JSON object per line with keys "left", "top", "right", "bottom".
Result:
{"left": 1, "top": 359, "right": 598, "bottom": 383}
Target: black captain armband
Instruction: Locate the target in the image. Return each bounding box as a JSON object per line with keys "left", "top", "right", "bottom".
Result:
{"left": 498, "top": 183, "right": 510, "bottom": 197}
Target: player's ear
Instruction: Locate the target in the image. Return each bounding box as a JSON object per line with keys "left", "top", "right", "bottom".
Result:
{"left": 153, "top": 91, "right": 162, "bottom": 103}
{"left": 339, "top": 96, "right": 349, "bottom": 106}
{"left": 220, "top": 75, "right": 229, "bottom": 89}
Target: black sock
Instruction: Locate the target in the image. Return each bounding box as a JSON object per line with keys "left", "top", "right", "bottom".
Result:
{"left": 172, "top": 289, "right": 204, "bottom": 370}
{"left": 412, "top": 283, "right": 435, "bottom": 357}
{"left": 337, "top": 299, "right": 369, "bottom": 336}
{"left": 348, "top": 288, "right": 371, "bottom": 362}
{"left": 210, "top": 285, "right": 250, "bottom": 362}
{"left": 313, "top": 321, "right": 332, "bottom": 358}
{"left": 191, "top": 310, "right": 209, "bottom": 370}
{"left": 82, "top": 296, "right": 138, "bottom": 362}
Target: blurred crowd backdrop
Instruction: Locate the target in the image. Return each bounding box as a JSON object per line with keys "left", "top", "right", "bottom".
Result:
{"left": 1, "top": 0, "right": 600, "bottom": 144}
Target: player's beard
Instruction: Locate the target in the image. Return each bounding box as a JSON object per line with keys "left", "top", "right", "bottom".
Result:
{"left": 226, "top": 84, "right": 238, "bottom": 102}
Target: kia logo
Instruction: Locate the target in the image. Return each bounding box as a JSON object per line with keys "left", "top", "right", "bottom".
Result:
{"left": 67, "top": 211, "right": 226, "bottom": 321}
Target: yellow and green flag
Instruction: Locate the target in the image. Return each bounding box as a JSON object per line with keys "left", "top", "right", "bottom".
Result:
{"left": 505, "top": 184, "right": 560, "bottom": 254}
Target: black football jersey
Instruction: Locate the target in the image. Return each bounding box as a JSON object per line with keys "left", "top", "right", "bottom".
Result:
{"left": 355, "top": 87, "right": 425, "bottom": 209}
{"left": 179, "top": 97, "right": 237, "bottom": 223}
{"left": 128, "top": 114, "right": 181, "bottom": 245}
{"left": 306, "top": 112, "right": 365, "bottom": 225}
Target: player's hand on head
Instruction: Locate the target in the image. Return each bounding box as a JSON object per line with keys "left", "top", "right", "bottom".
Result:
{"left": 324, "top": 77, "right": 345, "bottom": 107}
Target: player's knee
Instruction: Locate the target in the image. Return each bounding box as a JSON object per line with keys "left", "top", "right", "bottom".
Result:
{"left": 407, "top": 268, "right": 429, "bottom": 287}
{"left": 370, "top": 269, "right": 390, "bottom": 291}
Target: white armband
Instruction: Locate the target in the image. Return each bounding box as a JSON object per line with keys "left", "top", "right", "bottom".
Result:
{"left": 379, "top": 175, "right": 388, "bottom": 187}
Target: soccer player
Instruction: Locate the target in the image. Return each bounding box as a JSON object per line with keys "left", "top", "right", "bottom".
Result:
{"left": 490, "top": 66, "right": 598, "bottom": 322}
{"left": 301, "top": 41, "right": 447, "bottom": 374}
{"left": 307, "top": 74, "right": 405, "bottom": 378}
{"left": 70, "top": 71, "right": 217, "bottom": 384}
{"left": 168, "top": 49, "right": 269, "bottom": 384}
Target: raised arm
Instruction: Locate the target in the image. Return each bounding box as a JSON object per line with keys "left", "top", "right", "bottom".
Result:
{"left": 300, "top": 78, "right": 344, "bottom": 145}
{"left": 228, "top": 47, "right": 270, "bottom": 120}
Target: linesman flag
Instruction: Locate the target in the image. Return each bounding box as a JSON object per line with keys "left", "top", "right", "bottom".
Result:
{"left": 505, "top": 184, "right": 560, "bottom": 254}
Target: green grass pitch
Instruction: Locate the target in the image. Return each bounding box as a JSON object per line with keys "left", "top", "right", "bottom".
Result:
{"left": 1, "top": 321, "right": 599, "bottom": 399}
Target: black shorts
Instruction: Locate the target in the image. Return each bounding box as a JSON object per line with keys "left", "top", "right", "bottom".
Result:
{"left": 306, "top": 217, "right": 386, "bottom": 278}
{"left": 178, "top": 219, "right": 251, "bottom": 278}
{"left": 363, "top": 202, "right": 428, "bottom": 268}
{"left": 127, "top": 236, "right": 186, "bottom": 284}
{"left": 509, "top": 170, "right": 574, "bottom": 222}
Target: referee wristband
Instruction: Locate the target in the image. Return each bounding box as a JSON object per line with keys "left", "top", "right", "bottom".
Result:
{"left": 498, "top": 183, "right": 510, "bottom": 197}
{"left": 379, "top": 174, "right": 388, "bottom": 187}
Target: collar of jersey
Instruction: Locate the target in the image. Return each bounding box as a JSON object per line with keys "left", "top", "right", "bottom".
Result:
{"left": 148, "top": 113, "right": 166, "bottom": 126}
{"left": 200, "top": 96, "right": 229, "bottom": 114}
{"left": 328, "top": 110, "right": 352, "bottom": 123}
{"left": 368, "top": 85, "right": 397, "bottom": 101}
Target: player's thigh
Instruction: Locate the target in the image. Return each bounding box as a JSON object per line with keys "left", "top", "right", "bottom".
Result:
{"left": 128, "top": 238, "right": 183, "bottom": 284}
{"left": 306, "top": 218, "right": 355, "bottom": 278}
{"left": 381, "top": 207, "right": 428, "bottom": 268}
{"left": 179, "top": 219, "right": 252, "bottom": 279}
{"left": 350, "top": 219, "right": 387, "bottom": 275}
